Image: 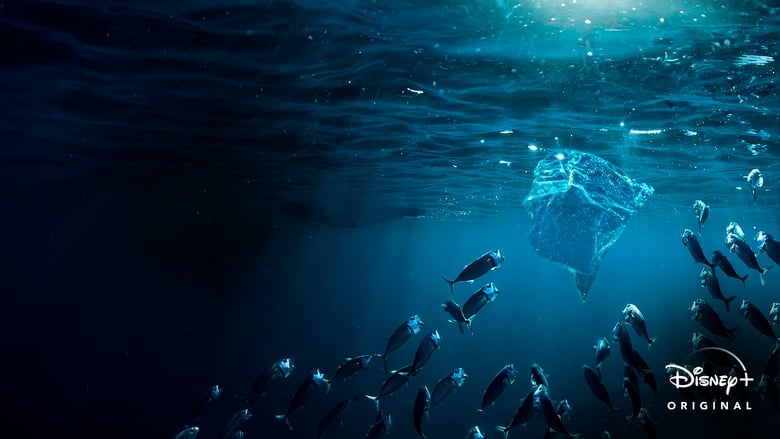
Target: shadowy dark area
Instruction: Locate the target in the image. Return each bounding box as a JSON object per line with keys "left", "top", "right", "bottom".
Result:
{"left": 280, "top": 200, "right": 427, "bottom": 228}
{"left": 1, "top": 1, "right": 778, "bottom": 439}
{"left": 1, "top": 173, "right": 276, "bottom": 438}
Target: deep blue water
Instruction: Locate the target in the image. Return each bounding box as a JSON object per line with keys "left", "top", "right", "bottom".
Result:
{"left": 1, "top": 1, "right": 779, "bottom": 439}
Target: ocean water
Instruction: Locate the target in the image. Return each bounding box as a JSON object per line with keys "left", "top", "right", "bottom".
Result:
{"left": 1, "top": 1, "right": 779, "bottom": 438}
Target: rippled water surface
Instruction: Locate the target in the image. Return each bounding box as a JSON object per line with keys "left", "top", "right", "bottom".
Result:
{"left": 1, "top": 1, "right": 778, "bottom": 439}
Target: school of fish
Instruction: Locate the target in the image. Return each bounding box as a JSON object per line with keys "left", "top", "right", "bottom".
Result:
{"left": 171, "top": 178, "right": 777, "bottom": 439}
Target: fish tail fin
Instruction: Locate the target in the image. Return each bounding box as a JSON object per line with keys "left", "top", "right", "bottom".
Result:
{"left": 364, "top": 395, "right": 380, "bottom": 411}
{"left": 739, "top": 274, "right": 748, "bottom": 286}
{"left": 648, "top": 337, "right": 658, "bottom": 351}
{"left": 457, "top": 322, "right": 464, "bottom": 334}
{"left": 724, "top": 295, "right": 737, "bottom": 313}
{"left": 759, "top": 266, "right": 772, "bottom": 286}
{"left": 495, "top": 426, "right": 510, "bottom": 439}
{"left": 442, "top": 274, "right": 454, "bottom": 294}
{"left": 465, "top": 319, "right": 473, "bottom": 335}
{"left": 274, "top": 414, "right": 293, "bottom": 431}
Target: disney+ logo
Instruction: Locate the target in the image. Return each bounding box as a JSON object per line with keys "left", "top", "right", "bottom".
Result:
{"left": 665, "top": 347, "right": 754, "bottom": 396}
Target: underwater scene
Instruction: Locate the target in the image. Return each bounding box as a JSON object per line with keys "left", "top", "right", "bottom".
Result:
{"left": 1, "top": 1, "right": 779, "bottom": 439}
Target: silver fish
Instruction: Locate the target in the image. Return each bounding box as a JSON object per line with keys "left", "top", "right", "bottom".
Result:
{"left": 461, "top": 283, "right": 500, "bottom": 320}
{"left": 711, "top": 250, "right": 749, "bottom": 286}
{"left": 744, "top": 168, "right": 763, "bottom": 201}
{"left": 623, "top": 303, "right": 658, "bottom": 350}
{"left": 583, "top": 365, "right": 614, "bottom": 413}
{"left": 594, "top": 337, "right": 611, "bottom": 366}
{"left": 612, "top": 322, "right": 640, "bottom": 371}
{"left": 412, "top": 386, "right": 431, "bottom": 439}
{"left": 699, "top": 267, "right": 737, "bottom": 312}
{"left": 331, "top": 355, "right": 375, "bottom": 382}
{"left": 623, "top": 378, "right": 641, "bottom": 421}
{"left": 365, "top": 365, "right": 412, "bottom": 411}
{"left": 689, "top": 299, "right": 738, "bottom": 341}
{"left": 188, "top": 385, "right": 221, "bottom": 427}
{"left": 533, "top": 384, "right": 576, "bottom": 437}
{"left": 624, "top": 364, "right": 639, "bottom": 389}
{"left": 543, "top": 400, "right": 574, "bottom": 438}
{"left": 726, "top": 222, "right": 747, "bottom": 242}
{"left": 410, "top": 330, "right": 442, "bottom": 376}
{"left": 430, "top": 367, "right": 467, "bottom": 407}
{"left": 443, "top": 250, "right": 504, "bottom": 294}
{"left": 693, "top": 200, "right": 709, "bottom": 234}
{"left": 530, "top": 363, "right": 550, "bottom": 389}
{"left": 637, "top": 408, "right": 656, "bottom": 439}
{"left": 756, "top": 231, "right": 780, "bottom": 265}
{"left": 442, "top": 299, "right": 472, "bottom": 334}
{"left": 631, "top": 348, "right": 657, "bottom": 394}
{"left": 739, "top": 300, "right": 778, "bottom": 342}
{"left": 244, "top": 358, "right": 294, "bottom": 409}
{"left": 480, "top": 363, "right": 518, "bottom": 412}
{"left": 689, "top": 332, "right": 736, "bottom": 369}
{"left": 682, "top": 229, "right": 714, "bottom": 267}
{"left": 726, "top": 232, "right": 770, "bottom": 285}
{"left": 221, "top": 410, "right": 251, "bottom": 439}
{"left": 380, "top": 315, "right": 423, "bottom": 372}
{"left": 364, "top": 411, "right": 392, "bottom": 439}
{"left": 770, "top": 302, "right": 780, "bottom": 325}
{"left": 495, "top": 387, "right": 535, "bottom": 439}
{"left": 275, "top": 369, "right": 330, "bottom": 430}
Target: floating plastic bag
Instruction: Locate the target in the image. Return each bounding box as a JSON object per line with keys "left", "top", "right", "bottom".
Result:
{"left": 522, "top": 151, "right": 654, "bottom": 301}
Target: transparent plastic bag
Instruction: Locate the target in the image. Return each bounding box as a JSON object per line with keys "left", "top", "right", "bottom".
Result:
{"left": 522, "top": 151, "right": 654, "bottom": 301}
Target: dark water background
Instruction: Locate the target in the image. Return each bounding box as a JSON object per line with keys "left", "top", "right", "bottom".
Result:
{"left": 1, "top": 1, "right": 779, "bottom": 438}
